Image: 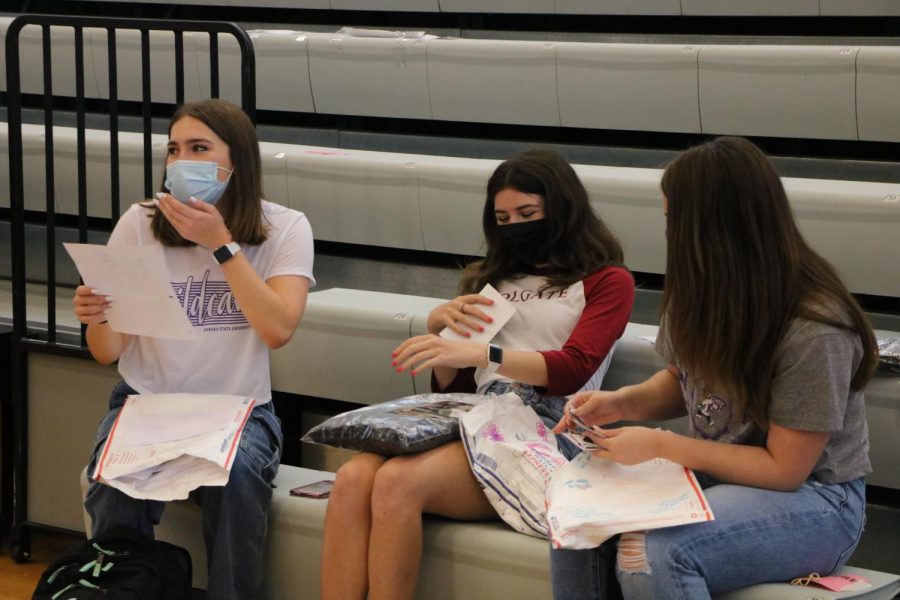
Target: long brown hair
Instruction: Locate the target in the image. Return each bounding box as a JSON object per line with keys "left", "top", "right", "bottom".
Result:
{"left": 150, "top": 99, "right": 267, "bottom": 246}
{"left": 460, "top": 148, "right": 626, "bottom": 294}
{"left": 660, "top": 136, "right": 877, "bottom": 427}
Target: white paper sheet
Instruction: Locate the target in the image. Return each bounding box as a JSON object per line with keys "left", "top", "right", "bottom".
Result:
{"left": 439, "top": 283, "right": 515, "bottom": 343}
{"left": 94, "top": 393, "right": 256, "bottom": 501}
{"left": 547, "top": 452, "right": 714, "bottom": 549}
{"left": 64, "top": 243, "right": 198, "bottom": 340}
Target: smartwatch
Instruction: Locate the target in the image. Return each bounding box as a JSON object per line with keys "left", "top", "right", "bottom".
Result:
{"left": 213, "top": 241, "right": 242, "bottom": 265}
{"left": 484, "top": 343, "right": 503, "bottom": 374}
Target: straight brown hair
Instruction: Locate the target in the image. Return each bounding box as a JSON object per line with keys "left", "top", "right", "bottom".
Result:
{"left": 660, "top": 136, "right": 877, "bottom": 427}
{"left": 460, "top": 148, "right": 626, "bottom": 294}
{"left": 150, "top": 99, "right": 267, "bottom": 246}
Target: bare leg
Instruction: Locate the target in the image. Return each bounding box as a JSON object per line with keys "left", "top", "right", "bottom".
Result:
{"left": 368, "top": 441, "right": 496, "bottom": 600}
{"left": 321, "top": 452, "right": 387, "bottom": 600}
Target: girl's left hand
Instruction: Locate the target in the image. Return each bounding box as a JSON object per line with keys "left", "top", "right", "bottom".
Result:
{"left": 588, "top": 426, "right": 667, "bottom": 466}
{"left": 156, "top": 193, "right": 232, "bottom": 249}
{"left": 391, "top": 334, "right": 486, "bottom": 376}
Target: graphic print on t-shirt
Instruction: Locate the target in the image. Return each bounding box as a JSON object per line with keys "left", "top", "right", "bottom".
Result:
{"left": 171, "top": 269, "right": 249, "bottom": 332}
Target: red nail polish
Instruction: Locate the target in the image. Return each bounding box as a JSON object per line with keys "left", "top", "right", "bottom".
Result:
{"left": 410, "top": 370, "right": 417, "bottom": 376}
{"left": 391, "top": 361, "right": 397, "bottom": 367}
{"left": 465, "top": 332, "right": 471, "bottom": 337}
{"left": 396, "top": 367, "right": 403, "bottom": 373}
{"left": 478, "top": 326, "right": 484, "bottom": 332}
{"left": 391, "top": 351, "right": 397, "bottom": 358}
{"left": 487, "top": 317, "right": 494, "bottom": 323}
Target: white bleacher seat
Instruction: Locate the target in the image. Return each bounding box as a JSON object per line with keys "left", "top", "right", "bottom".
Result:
{"left": 782, "top": 177, "right": 900, "bottom": 298}
{"left": 698, "top": 45, "right": 859, "bottom": 140}
{"left": 3, "top": 124, "right": 166, "bottom": 216}
{"left": 197, "top": 31, "right": 317, "bottom": 113}
{"left": 426, "top": 38, "right": 560, "bottom": 127}
{"left": 417, "top": 157, "right": 498, "bottom": 256}
{"left": 307, "top": 33, "right": 431, "bottom": 119}
{"left": 819, "top": 0, "right": 900, "bottom": 16}
{"left": 251, "top": 0, "right": 330, "bottom": 7}
{"left": 439, "top": 0, "right": 555, "bottom": 12}
{"left": 330, "top": 0, "right": 441, "bottom": 10}
{"left": 90, "top": 28, "right": 206, "bottom": 105}
{"left": 284, "top": 149, "right": 425, "bottom": 250}
{"left": 856, "top": 47, "right": 900, "bottom": 143}
{"left": 259, "top": 142, "right": 293, "bottom": 208}
{"left": 270, "top": 288, "right": 442, "bottom": 405}
{"left": 681, "top": 0, "right": 819, "bottom": 16}
{"left": 6, "top": 123, "right": 900, "bottom": 298}
{"left": 555, "top": 0, "right": 680, "bottom": 16}
{"left": 576, "top": 165, "right": 667, "bottom": 276}
{"left": 557, "top": 43, "right": 701, "bottom": 133}
{"left": 0, "top": 19, "right": 100, "bottom": 99}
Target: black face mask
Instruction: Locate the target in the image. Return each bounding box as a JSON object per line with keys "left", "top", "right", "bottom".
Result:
{"left": 497, "top": 219, "right": 551, "bottom": 267}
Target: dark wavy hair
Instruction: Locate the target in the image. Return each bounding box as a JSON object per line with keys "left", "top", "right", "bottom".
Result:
{"left": 660, "top": 136, "right": 877, "bottom": 428}
{"left": 459, "top": 148, "right": 626, "bottom": 294}
{"left": 149, "top": 99, "right": 267, "bottom": 246}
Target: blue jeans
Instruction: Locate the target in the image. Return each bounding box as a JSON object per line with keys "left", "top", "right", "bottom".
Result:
{"left": 550, "top": 475, "right": 867, "bottom": 600}
{"left": 85, "top": 381, "right": 283, "bottom": 600}
{"left": 483, "top": 380, "right": 582, "bottom": 460}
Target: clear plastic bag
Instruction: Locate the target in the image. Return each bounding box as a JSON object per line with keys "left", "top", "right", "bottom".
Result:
{"left": 301, "top": 393, "right": 484, "bottom": 457}
{"left": 877, "top": 337, "right": 900, "bottom": 374}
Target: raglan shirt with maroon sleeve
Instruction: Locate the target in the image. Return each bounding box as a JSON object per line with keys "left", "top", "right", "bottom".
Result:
{"left": 435, "top": 266, "right": 634, "bottom": 397}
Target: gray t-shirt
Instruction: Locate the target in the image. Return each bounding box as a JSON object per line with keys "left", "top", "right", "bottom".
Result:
{"left": 656, "top": 316, "right": 871, "bottom": 484}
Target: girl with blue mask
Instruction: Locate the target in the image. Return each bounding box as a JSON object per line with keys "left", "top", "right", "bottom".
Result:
{"left": 73, "top": 99, "right": 316, "bottom": 600}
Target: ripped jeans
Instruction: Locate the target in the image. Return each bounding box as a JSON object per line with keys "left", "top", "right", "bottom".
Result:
{"left": 549, "top": 475, "right": 867, "bottom": 599}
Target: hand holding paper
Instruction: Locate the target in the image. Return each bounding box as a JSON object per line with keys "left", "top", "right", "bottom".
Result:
{"left": 439, "top": 284, "right": 515, "bottom": 344}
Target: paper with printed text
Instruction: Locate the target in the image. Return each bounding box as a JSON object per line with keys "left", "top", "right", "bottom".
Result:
{"left": 64, "top": 243, "right": 198, "bottom": 339}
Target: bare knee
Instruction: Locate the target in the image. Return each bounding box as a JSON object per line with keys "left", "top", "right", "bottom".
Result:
{"left": 371, "top": 458, "right": 424, "bottom": 515}
{"left": 617, "top": 531, "right": 651, "bottom": 575}
{"left": 330, "top": 454, "right": 385, "bottom": 509}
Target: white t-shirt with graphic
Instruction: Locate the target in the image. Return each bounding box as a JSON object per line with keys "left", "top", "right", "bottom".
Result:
{"left": 110, "top": 201, "right": 315, "bottom": 403}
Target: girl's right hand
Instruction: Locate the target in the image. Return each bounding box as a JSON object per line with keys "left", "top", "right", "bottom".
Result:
{"left": 426, "top": 293, "right": 495, "bottom": 337}
{"left": 72, "top": 285, "right": 113, "bottom": 326}
{"left": 553, "top": 389, "right": 626, "bottom": 434}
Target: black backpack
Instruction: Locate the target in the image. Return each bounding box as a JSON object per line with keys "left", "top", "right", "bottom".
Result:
{"left": 32, "top": 526, "right": 192, "bottom": 600}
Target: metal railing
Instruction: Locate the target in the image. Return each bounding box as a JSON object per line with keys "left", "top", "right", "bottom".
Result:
{"left": 4, "top": 13, "right": 256, "bottom": 561}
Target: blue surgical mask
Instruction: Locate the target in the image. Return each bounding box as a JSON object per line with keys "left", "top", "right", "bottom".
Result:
{"left": 164, "top": 160, "right": 233, "bottom": 204}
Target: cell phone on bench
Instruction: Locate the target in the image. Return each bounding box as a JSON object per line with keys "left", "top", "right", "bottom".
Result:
{"left": 289, "top": 479, "right": 334, "bottom": 499}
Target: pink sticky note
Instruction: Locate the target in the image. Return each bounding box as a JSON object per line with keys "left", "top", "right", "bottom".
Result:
{"left": 810, "top": 574, "right": 871, "bottom": 592}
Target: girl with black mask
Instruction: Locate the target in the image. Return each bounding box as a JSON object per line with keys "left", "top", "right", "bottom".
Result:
{"left": 320, "top": 148, "right": 635, "bottom": 600}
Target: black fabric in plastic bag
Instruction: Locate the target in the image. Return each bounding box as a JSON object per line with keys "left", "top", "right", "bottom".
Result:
{"left": 877, "top": 337, "right": 900, "bottom": 374}
{"left": 302, "top": 393, "right": 485, "bottom": 457}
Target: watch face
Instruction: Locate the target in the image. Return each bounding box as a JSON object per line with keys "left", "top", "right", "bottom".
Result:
{"left": 489, "top": 345, "right": 503, "bottom": 364}
{"left": 214, "top": 245, "right": 233, "bottom": 264}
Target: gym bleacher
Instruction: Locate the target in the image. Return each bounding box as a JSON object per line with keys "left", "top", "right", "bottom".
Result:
{"left": 1, "top": 1, "right": 899, "bottom": 598}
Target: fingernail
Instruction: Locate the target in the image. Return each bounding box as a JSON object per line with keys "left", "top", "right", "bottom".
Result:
{"left": 478, "top": 326, "right": 485, "bottom": 332}
{"left": 91, "top": 289, "right": 100, "bottom": 295}
{"left": 396, "top": 367, "right": 403, "bottom": 373}
{"left": 465, "top": 331, "right": 471, "bottom": 337}
{"left": 487, "top": 317, "right": 494, "bottom": 323}
{"left": 189, "top": 196, "right": 199, "bottom": 203}
{"left": 391, "top": 361, "right": 397, "bottom": 367}
{"left": 391, "top": 351, "right": 397, "bottom": 358}
{"left": 104, "top": 296, "right": 115, "bottom": 302}
{"left": 410, "top": 370, "right": 417, "bottom": 376}
{"left": 489, "top": 299, "right": 495, "bottom": 304}
{"left": 156, "top": 192, "right": 165, "bottom": 199}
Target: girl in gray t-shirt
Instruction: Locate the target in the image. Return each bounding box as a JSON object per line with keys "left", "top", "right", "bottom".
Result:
{"left": 550, "top": 136, "right": 878, "bottom": 600}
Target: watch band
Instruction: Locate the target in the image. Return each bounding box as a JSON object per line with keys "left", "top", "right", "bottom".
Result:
{"left": 213, "top": 241, "right": 241, "bottom": 265}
